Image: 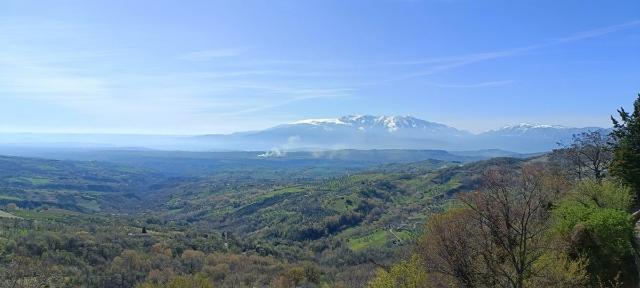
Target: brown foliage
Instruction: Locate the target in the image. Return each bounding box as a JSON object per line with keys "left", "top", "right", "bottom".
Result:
{"left": 417, "top": 164, "right": 565, "bottom": 288}
{"left": 418, "top": 208, "right": 480, "bottom": 287}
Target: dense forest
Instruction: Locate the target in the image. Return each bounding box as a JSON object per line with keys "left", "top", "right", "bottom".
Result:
{"left": 0, "top": 95, "right": 639, "bottom": 287}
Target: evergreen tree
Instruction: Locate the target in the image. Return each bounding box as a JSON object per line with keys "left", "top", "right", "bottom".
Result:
{"left": 610, "top": 93, "right": 640, "bottom": 204}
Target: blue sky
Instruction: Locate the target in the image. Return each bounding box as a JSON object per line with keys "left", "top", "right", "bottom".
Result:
{"left": 1, "top": 0, "right": 639, "bottom": 134}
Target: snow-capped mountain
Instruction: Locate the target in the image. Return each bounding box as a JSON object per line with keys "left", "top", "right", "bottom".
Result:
{"left": 475, "top": 123, "right": 604, "bottom": 152}
{"left": 290, "top": 115, "right": 470, "bottom": 136}
{"left": 487, "top": 123, "right": 569, "bottom": 134}
{"left": 220, "top": 115, "right": 473, "bottom": 151}
{"left": 0, "top": 116, "right": 607, "bottom": 153}
{"left": 194, "top": 116, "right": 604, "bottom": 152}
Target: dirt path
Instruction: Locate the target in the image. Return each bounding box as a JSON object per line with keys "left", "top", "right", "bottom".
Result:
{"left": 0, "top": 210, "right": 19, "bottom": 219}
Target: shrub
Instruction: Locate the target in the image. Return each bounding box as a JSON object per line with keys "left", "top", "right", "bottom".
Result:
{"left": 368, "top": 256, "right": 428, "bottom": 288}
{"left": 552, "top": 189, "right": 636, "bottom": 285}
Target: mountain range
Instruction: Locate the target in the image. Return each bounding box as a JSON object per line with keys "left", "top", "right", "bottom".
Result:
{"left": 0, "top": 115, "right": 605, "bottom": 153}
{"left": 198, "top": 115, "right": 604, "bottom": 153}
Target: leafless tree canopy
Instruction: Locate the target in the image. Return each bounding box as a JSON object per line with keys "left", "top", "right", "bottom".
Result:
{"left": 418, "top": 164, "right": 563, "bottom": 288}
{"left": 551, "top": 130, "right": 613, "bottom": 182}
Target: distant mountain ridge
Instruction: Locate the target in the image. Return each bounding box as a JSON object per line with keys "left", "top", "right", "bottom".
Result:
{"left": 291, "top": 115, "right": 470, "bottom": 135}
{"left": 204, "top": 115, "right": 603, "bottom": 153}
{"left": 476, "top": 122, "right": 606, "bottom": 152}
{"left": 0, "top": 115, "right": 607, "bottom": 153}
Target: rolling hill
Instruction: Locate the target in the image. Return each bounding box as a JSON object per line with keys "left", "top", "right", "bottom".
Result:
{"left": 0, "top": 150, "right": 541, "bottom": 286}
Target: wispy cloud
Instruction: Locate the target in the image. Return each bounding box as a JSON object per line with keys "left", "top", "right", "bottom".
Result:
{"left": 383, "top": 20, "right": 640, "bottom": 82}
{"left": 2, "top": 15, "right": 637, "bottom": 134}
{"left": 421, "top": 80, "right": 514, "bottom": 88}
{"left": 178, "top": 48, "right": 246, "bottom": 61}
{"left": 0, "top": 20, "right": 354, "bottom": 129}
{"left": 554, "top": 20, "right": 640, "bottom": 43}
{"left": 214, "top": 93, "right": 352, "bottom": 117}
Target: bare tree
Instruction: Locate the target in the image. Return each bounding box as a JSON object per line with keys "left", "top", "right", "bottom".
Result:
{"left": 551, "top": 130, "right": 613, "bottom": 182}
{"left": 468, "top": 165, "right": 558, "bottom": 287}
{"left": 0, "top": 256, "right": 59, "bottom": 288}
{"left": 420, "top": 164, "right": 560, "bottom": 288}
{"left": 418, "top": 208, "right": 481, "bottom": 288}
{"left": 550, "top": 146, "right": 586, "bottom": 181}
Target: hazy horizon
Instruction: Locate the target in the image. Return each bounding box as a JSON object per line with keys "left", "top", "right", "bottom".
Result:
{"left": 0, "top": 114, "right": 613, "bottom": 136}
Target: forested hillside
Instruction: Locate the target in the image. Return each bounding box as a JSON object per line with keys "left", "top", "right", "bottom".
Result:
{"left": 1, "top": 96, "right": 639, "bottom": 287}
{"left": 0, "top": 150, "right": 525, "bottom": 287}
{"left": 0, "top": 155, "right": 167, "bottom": 212}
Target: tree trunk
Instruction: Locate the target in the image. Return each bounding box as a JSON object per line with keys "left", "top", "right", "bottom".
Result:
{"left": 632, "top": 209, "right": 640, "bottom": 223}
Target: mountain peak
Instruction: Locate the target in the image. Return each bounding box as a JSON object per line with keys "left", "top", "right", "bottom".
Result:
{"left": 291, "top": 115, "right": 459, "bottom": 133}
{"left": 494, "top": 123, "right": 568, "bottom": 132}
{"left": 291, "top": 118, "right": 348, "bottom": 125}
